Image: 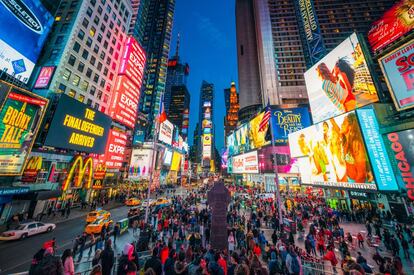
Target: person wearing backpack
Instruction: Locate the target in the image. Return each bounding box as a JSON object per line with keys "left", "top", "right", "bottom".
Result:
{"left": 285, "top": 246, "right": 301, "bottom": 275}
{"left": 32, "top": 247, "right": 64, "bottom": 275}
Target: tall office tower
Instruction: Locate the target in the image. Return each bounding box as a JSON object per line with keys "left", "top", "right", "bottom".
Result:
{"left": 198, "top": 81, "right": 214, "bottom": 169}
{"left": 129, "top": 0, "right": 140, "bottom": 34}
{"left": 224, "top": 82, "right": 239, "bottom": 141}
{"left": 165, "top": 34, "right": 190, "bottom": 114}
{"left": 168, "top": 85, "right": 190, "bottom": 135}
{"left": 235, "top": 0, "right": 262, "bottom": 121}
{"left": 133, "top": 0, "right": 175, "bottom": 139}
{"left": 32, "top": 0, "right": 132, "bottom": 113}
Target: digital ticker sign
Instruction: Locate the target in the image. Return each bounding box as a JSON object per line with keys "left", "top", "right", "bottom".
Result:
{"left": 44, "top": 94, "right": 111, "bottom": 154}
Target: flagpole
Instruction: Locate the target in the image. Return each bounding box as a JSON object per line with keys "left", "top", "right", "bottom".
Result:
{"left": 267, "top": 104, "right": 284, "bottom": 228}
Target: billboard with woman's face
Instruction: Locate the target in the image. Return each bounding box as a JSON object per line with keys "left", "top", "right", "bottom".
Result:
{"left": 288, "top": 112, "right": 377, "bottom": 190}
{"left": 304, "top": 33, "right": 379, "bottom": 123}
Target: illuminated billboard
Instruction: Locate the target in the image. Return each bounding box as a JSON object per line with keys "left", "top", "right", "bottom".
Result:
{"left": 304, "top": 33, "right": 378, "bottom": 123}
{"left": 163, "top": 149, "right": 173, "bottom": 166}
{"left": 271, "top": 107, "right": 312, "bottom": 145}
{"left": 129, "top": 148, "right": 152, "bottom": 179}
{"left": 0, "top": 0, "right": 53, "bottom": 83}
{"left": 109, "top": 75, "right": 140, "bottom": 128}
{"left": 258, "top": 146, "right": 295, "bottom": 174}
{"left": 379, "top": 40, "right": 414, "bottom": 111}
{"left": 288, "top": 112, "right": 377, "bottom": 190}
{"left": 384, "top": 130, "right": 414, "bottom": 199}
{"left": 118, "top": 36, "right": 146, "bottom": 86}
{"left": 170, "top": 151, "right": 181, "bottom": 171}
{"left": 356, "top": 108, "right": 398, "bottom": 191}
{"left": 0, "top": 81, "right": 48, "bottom": 175}
{"left": 99, "top": 129, "right": 127, "bottom": 169}
{"left": 368, "top": 0, "right": 414, "bottom": 52}
{"left": 33, "top": 66, "right": 55, "bottom": 89}
{"left": 158, "top": 120, "right": 173, "bottom": 145}
{"left": 232, "top": 151, "right": 259, "bottom": 174}
{"left": 203, "top": 134, "right": 212, "bottom": 146}
{"left": 44, "top": 94, "right": 111, "bottom": 154}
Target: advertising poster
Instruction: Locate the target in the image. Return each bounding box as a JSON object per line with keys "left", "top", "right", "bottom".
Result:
{"left": 379, "top": 40, "right": 414, "bottom": 111}
{"left": 99, "top": 129, "right": 127, "bottom": 169}
{"left": 44, "top": 94, "right": 111, "bottom": 154}
{"left": 158, "top": 119, "right": 173, "bottom": 145}
{"left": 0, "top": 0, "right": 54, "bottom": 83}
{"left": 109, "top": 75, "right": 140, "bottom": 128}
{"left": 163, "top": 149, "right": 173, "bottom": 166}
{"left": 288, "top": 112, "right": 377, "bottom": 190}
{"left": 249, "top": 111, "right": 270, "bottom": 149}
{"left": 170, "top": 151, "right": 181, "bottom": 172}
{"left": 271, "top": 107, "right": 312, "bottom": 144}
{"left": 33, "top": 66, "right": 55, "bottom": 89}
{"left": 232, "top": 151, "right": 259, "bottom": 174}
{"left": 129, "top": 148, "right": 152, "bottom": 179}
{"left": 118, "top": 36, "right": 146, "bottom": 86}
{"left": 258, "top": 146, "right": 295, "bottom": 174}
{"left": 203, "top": 134, "right": 212, "bottom": 146}
{"left": 0, "top": 81, "right": 48, "bottom": 175}
{"left": 356, "top": 108, "right": 398, "bottom": 191}
{"left": 305, "top": 33, "right": 379, "bottom": 123}
{"left": 384, "top": 129, "right": 414, "bottom": 199}
{"left": 368, "top": 0, "right": 414, "bottom": 52}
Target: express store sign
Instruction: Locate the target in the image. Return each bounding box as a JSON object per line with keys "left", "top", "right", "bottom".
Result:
{"left": 99, "top": 129, "right": 127, "bottom": 169}
{"left": 119, "top": 36, "right": 146, "bottom": 86}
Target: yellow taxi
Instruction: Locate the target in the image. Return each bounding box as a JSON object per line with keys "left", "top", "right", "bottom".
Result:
{"left": 154, "top": 197, "right": 170, "bottom": 206}
{"left": 125, "top": 198, "right": 141, "bottom": 206}
{"left": 86, "top": 210, "right": 111, "bottom": 223}
{"left": 84, "top": 217, "right": 113, "bottom": 234}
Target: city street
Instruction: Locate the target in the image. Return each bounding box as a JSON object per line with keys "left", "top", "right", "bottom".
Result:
{"left": 0, "top": 205, "right": 130, "bottom": 274}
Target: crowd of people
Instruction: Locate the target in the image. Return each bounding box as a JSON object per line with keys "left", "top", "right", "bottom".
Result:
{"left": 27, "top": 181, "right": 413, "bottom": 275}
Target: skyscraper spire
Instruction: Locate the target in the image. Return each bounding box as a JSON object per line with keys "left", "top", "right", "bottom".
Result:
{"left": 175, "top": 32, "right": 180, "bottom": 59}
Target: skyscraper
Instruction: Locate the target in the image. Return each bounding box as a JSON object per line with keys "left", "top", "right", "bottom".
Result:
{"left": 198, "top": 81, "right": 214, "bottom": 169}
{"left": 165, "top": 34, "right": 190, "bottom": 114}
{"left": 224, "top": 82, "right": 239, "bottom": 141}
{"left": 129, "top": 0, "right": 141, "bottom": 34}
{"left": 133, "top": 0, "right": 175, "bottom": 139}
{"left": 32, "top": 0, "right": 132, "bottom": 113}
{"left": 168, "top": 85, "right": 190, "bottom": 136}
{"left": 235, "top": 0, "right": 262, "bottom": 118}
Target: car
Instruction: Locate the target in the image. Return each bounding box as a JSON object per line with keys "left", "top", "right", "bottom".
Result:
{"left": 0, "top": 222, "right": 56, "bottom": 241}
{"left": 154, "top": 197, "right": 170, "bottom": 206}
{"left": 125, "top": 198, "right": 141, "bottom": 206}
{"left": 86, "top": 210, "right": 111, "bottom": 223}
{"left": 84, "top": 217, "right": 113, "bottom": 234}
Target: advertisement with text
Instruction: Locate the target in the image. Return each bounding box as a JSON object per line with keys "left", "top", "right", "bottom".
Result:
{"left": 271, "top": 107, "right": 312, "bottom": 145}
{"left": 99, "top": 129, "right": 127, "bottom": 169}
{"left": 129, "top": 148, "right": 152, "bottom": 179}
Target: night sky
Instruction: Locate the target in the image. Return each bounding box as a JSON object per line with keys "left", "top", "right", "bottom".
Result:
{"left": 170, "top": 0, "right": 237, "bottom": 151}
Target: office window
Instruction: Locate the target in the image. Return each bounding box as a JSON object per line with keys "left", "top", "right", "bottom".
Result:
{"left": 103, "top": 94, "right": 109, "bottom": 103}
{"left": 103, "top": 41, "right": 108, "bottom": 49}
{"left": 90, "top": 56, "right": 96, "bottom": 66}
{"left": 106, "top": 57, "right": 110, "bottom": 65}
{"left": 68, "top": 89, "right": 76, "bottom": 97}
{"left": 97, "top": 62, "right": 102, "bottom": 71}
{"left": 100, "top": 23, "right": 106, "bottom": 32}
{"left": 87, "top": 7, "right": 93, "bottom": 17}
{"left": 100, "top": 79, "right": 105, "bottom": 88}
{"left": 57, "top": 83, "right": 66, "bottom": 93}
{"left": 72, "top": 74, "right": 80, "bottom": 86}
{"left": 109, "top": 47, "right": 114, "bottom": 54}
{"left": 86, "top": 37, "right": 93, "bottom": 47}
{"left": 89, "top": 26, "right": 96, "bottom": 37}
{"left": 73, "top": 41, "right": 81, "bottom": 52}
{"left": 77, "top": 62, "right": 85, "bottom": 73}
{"left": 82, "top": 49, "right": 89, "bottom": 59}
{"left": 80, "top": 80, "right": 89, "bottom": 91}
{"left": 70, "top": 1, "right": 77, "bottom": 8}
{"left": 50, "top": 49, "right": 59, "bottom": 59}
{"left": 89, "top": 86, "right": 96, "bottom": 96}
{"left": 97, "top": 91, "right": 103, "bottom": 100}
{"left": 61, "top": 23, "right": 69, "bottom": 32}
{"left": 103, "top": 67, "right": 108, "bottom": 76}
{"left": 104, "top": 14, "right": 109, "bottom": 22}
{"left": 78, "top": 29, "right": 85, "bottom": 40}
{"left": 97, "top": 34, "right": 103, "bottom": 43}
{"left": 68, "top": 54, "right": 76, "bottom": 66}
{"left": 98, "top": 6, "right": 103, "bottom": 14}
{"left": 78, "top": 94, "right": 85, "bottom": 103}
{"left": 87, "top": 98, "right": 93, "bottom": 106}
{"left": 94, "top": 103, "right": 100, "bottom": 110}
{"left": 100, "top": 51, "right": 105, "bottom": 60}
{"left": 91, "top": 0, "right": 96, "bottom": 6}
{"left": 82, "top": 18, "right": 89, "bottom": 28}
{"left": 86, "top": 68, "right": 93, "bottom": 78}
{"left": 62, "top": 68, "right": 72, "bottom": 81}
{"left": 109, "top": 21, "right": 114, "bottom": 29}
{"left": 109, "top": 72, "right": 114, "bottom": 81}
{"left": 93, "top": 44, "right": 99, "bottom": 54}
{"left": 93, "top": 73, "right": 99, "bottom": 83}
{"left": 94, "top": 16, "right": 99, "bottom": 25}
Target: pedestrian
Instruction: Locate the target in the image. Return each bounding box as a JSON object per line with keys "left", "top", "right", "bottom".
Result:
{"left": 92, "top": 249, "right": 102, "bottom": 267}
{"left": 32, "top": 247, "right": 64, "bottom": 274}
{"left": 113, "top": 223, "right": 120, "bottom": 246}
{"left": 144, "top": 248, "right": 162, "bottom": 275}
{"left": 62, "top": 249, "right": 75, "bottom": 275}
{"left": 323, "top": 246, "right": 338, "bottom": 273}
{"left": 66, "top": 203, "right": 71, "bottom": 219}
{"left": 401, "top": 237, "right": 410, "bottom": 259}
{"left": 117, "top": 243, "right": 138, "bottom": 275}
{"left": 88, "top": 234, "right": 96, "bottom": 257}
{"left": 77, "top": 233, "right": 87, "bottom": 262}
{"left": 101, "top": 239, "right": 114, "bottom": 275}
{"left": 228, "top": 232, "right": 236, "bottom": 252}
{"left": 285, "top": 246, "right": 301, "bottom": 275}
{"left": 357, "top": 232, "right": 364, "bottom": 248}
{"left": 73, "top": 235, "right": 80, "bottom": 256}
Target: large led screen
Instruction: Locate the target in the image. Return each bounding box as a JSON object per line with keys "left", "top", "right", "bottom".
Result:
{"left": 0, "top": 0, "right": 53, "bottom": 83}
{"left": 288, "top": 112, "right": 377, "bottom": 190}
{"left": 379, "top": 40, "right": 414, "bottom": 111}
{"left": 0, "top": 81, "right": 48, "bottom": 175}
{"left": 368, "top": 0, "right": 414, "bottom": 53}
{"left": 271, "top": 107, "right": 312, "bottom": 145}
{"left": 129, "top": 148, "right": 152, "bottom": 179}
{"left": 99, "top": 129, "right": 127, "bottom": 169}
{"left": 305, "top": 33, "right": 378, "bottom": 123}
{"left": 44, "top": 94, "right": 111, "bottom": 154}
{"left": 232, "top": 151, "right": 259, "bottom": 174}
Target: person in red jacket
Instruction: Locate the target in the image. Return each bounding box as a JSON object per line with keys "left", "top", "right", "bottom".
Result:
{"left": 160, "top": 244, "right": 169, "bottom": 265}
{"left": 317, "top": 236, "right": 325, "bottom": 256}
{"left": 217, "top": 253, "right": 228, "bottom": 275}
{"left": 323, "top": 246, "right": 338, "bottom": 273}
{"left": 253, "top": 243, "right": 261, "bottom": 256}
